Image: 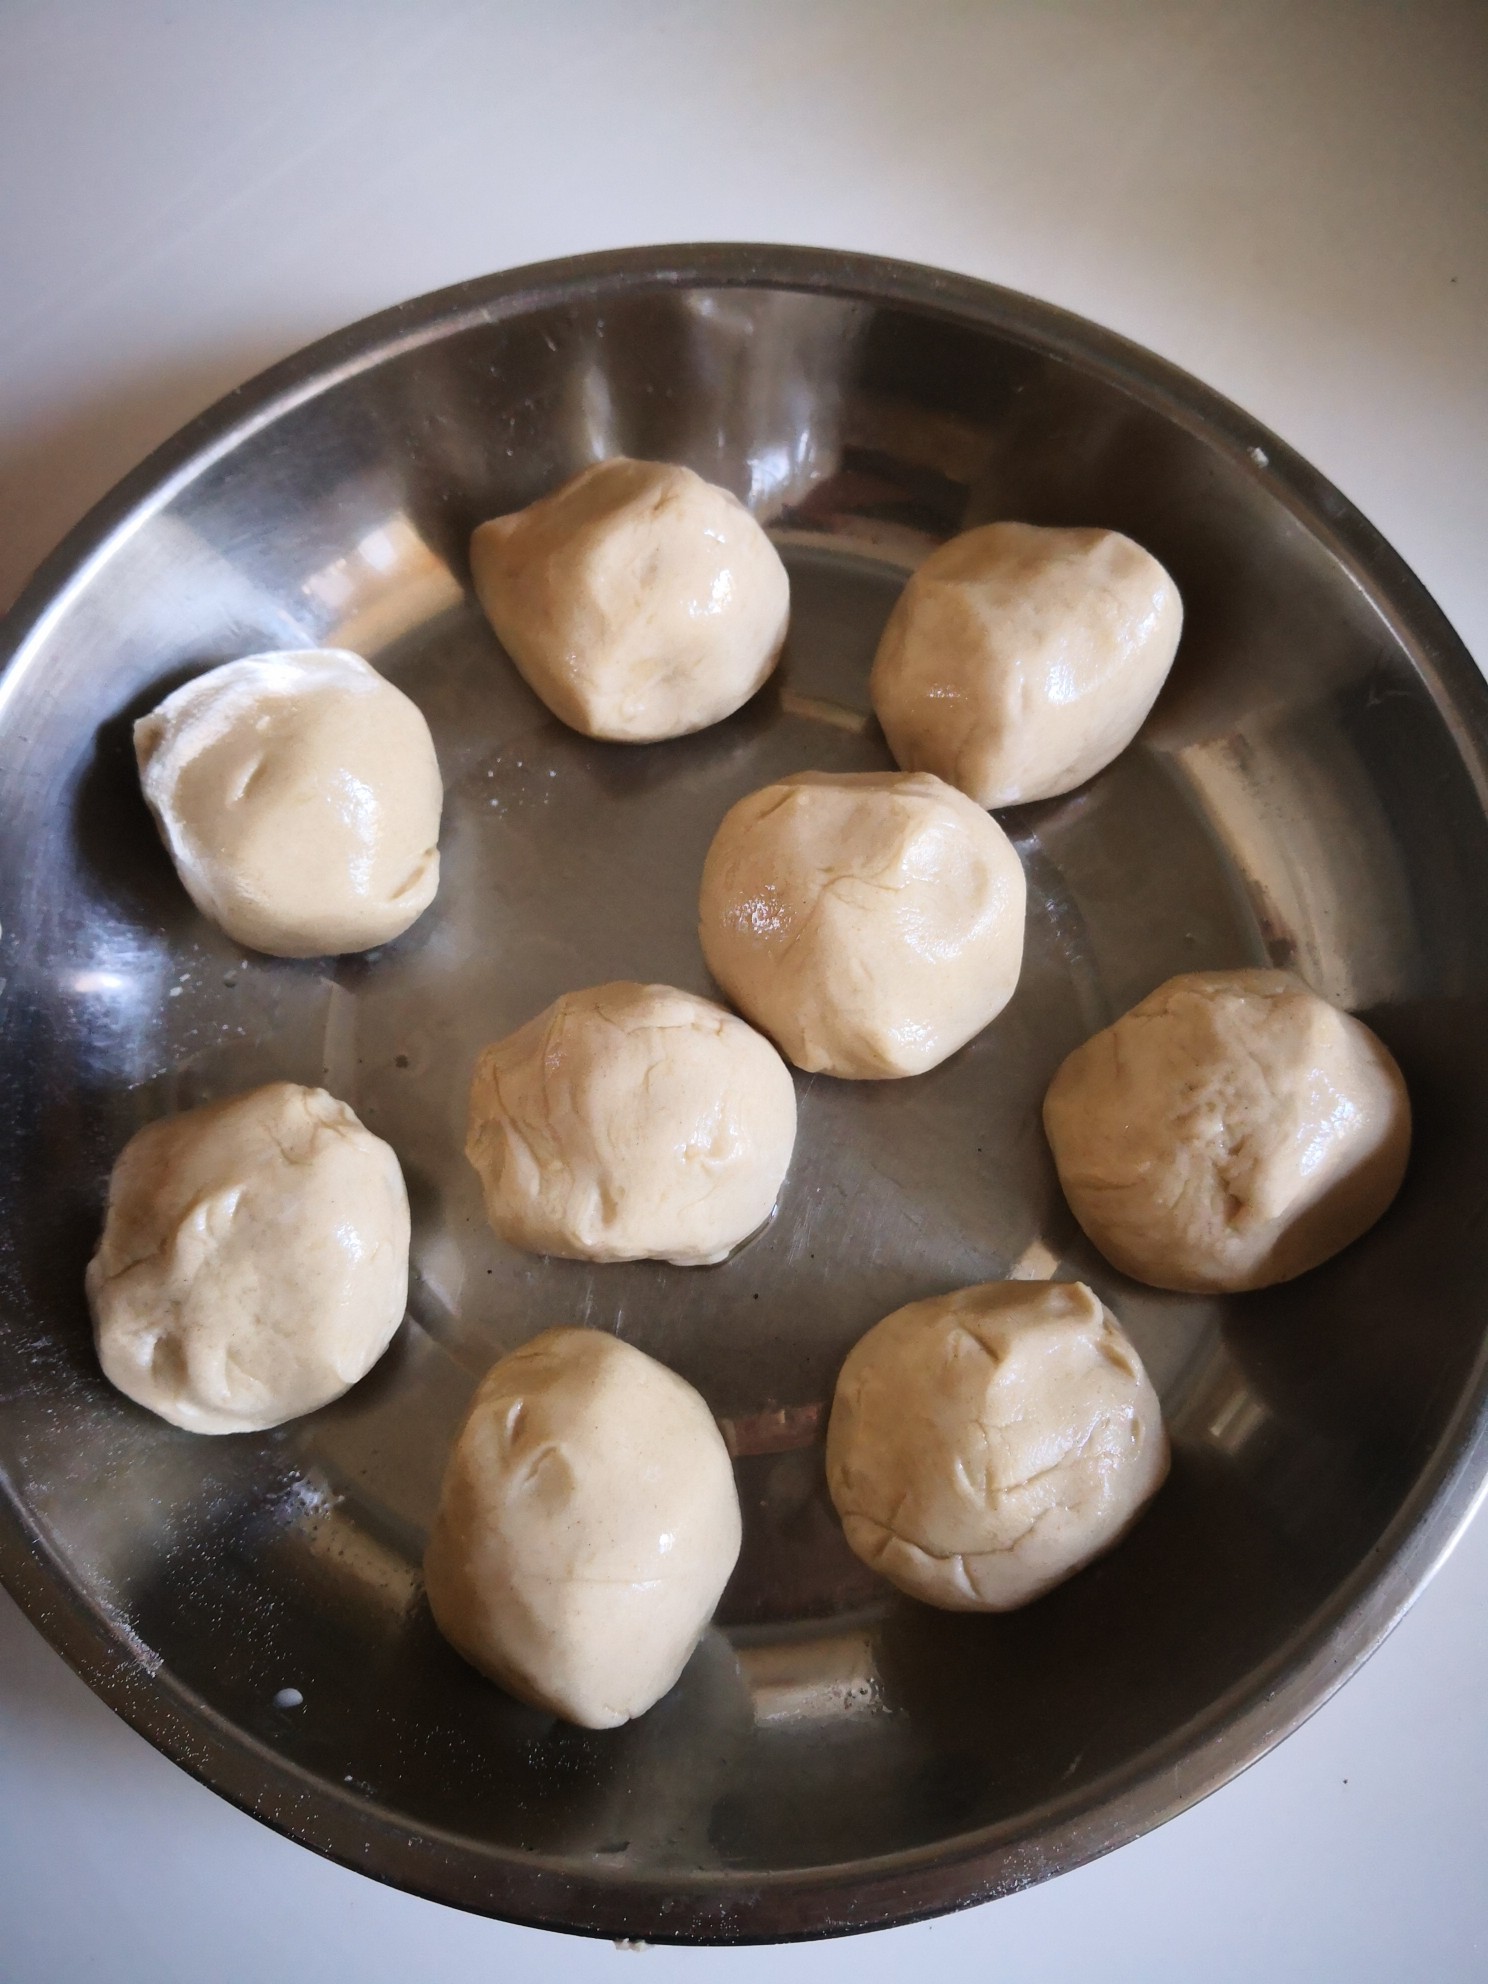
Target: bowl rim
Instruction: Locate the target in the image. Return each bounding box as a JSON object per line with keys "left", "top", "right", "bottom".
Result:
{"left": 3, "top": 241, "right": 1488, "bottom": 1945}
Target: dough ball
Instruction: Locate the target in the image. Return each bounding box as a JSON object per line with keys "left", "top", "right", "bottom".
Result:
{"left": 135, "top": 648, "right": 443, "bottom": 958}
{"left": 469, "top": 458, "right": 789, "bottom": 743}
{"left": 1043, "top": 969, "right": 1411, "bottom": 1293}
{"left": 699, "top": 769, "right": 1026, "bottom": 1079}
{"left": 423, "top": 1327, "right": 742, "bottom": 1728}
{"left": 86, "top": 1082, "right": 410, "bottom": 1434}
{"left": 466, "top": 982, "right": 797, "bottom": 1266}
{"left": 869, "top": 522, "right": 1183, "bottom": 807}
{"left": 826, "top": 1280, "right": 1167, "bottom": 1611}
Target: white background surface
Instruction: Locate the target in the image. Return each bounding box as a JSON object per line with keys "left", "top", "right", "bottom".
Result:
{"left": 1, "top": 3, "right": 1486, "bottom": 1978}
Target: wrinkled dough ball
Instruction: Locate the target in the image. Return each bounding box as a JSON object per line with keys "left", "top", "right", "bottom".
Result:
{"left": 466, "top": 982, "right": 797, "bottom": 1265}
{"left": 699, "top": 769, "right": 1027, "bottom": 1079}
{"left": 86, "top": 1083, "right": 410, "bottom": 1434}
{"left": 1043, "top": 968, "right": 1411, "bottom": 1293}
{"left": 826, "top": 1280, "right": 1168, "bottom": 1611}
{"left": 423, "top": 1327, "right": 742, "bottom": 1728}
{"left": 135, "top": 648, "right": 442, "bottom": 957}
{"left": 870, "top": 522, "right": 1183, "bottom": 807}
{"left": 469, "top": 458, "right": 790, "bottom": 743}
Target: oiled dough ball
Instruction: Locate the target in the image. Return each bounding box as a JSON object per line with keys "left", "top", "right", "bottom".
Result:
{"left": 469, "top": 458, "right": 789, "bottom": 742}
{"left": 699, "top": 769, "right": 1026, "bottom": 1079}
{"left": 466, "top": 982, "right": 797, "bottom": 1266}
{"left": 424, "top": 1327, "right": 742, "bottom": 1728}
{"left": 1043, "top": 968, "right": 1411, "bottom": 1294}
{"left": 135, "top": 648, "right": 442, "bottom": 957}
{"left": 870, "top": 522, "right": 1183, "bottom": 807}
{"left": 826, "top": 1280, "right": 1167, "bottom": 1611}
{"left": 86, "top": 1082, "right": 410, "bottom": 1435}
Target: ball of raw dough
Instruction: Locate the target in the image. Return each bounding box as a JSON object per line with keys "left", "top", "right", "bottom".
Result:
{"left": 1043, "top": 968, "right": 1411, "bottom": 1294}
{"left": 869, "top": 522, "right": 1183, "bottom": 807}
{"left": 826, "top": 1280, "right": 1168, "bottom": 1611}
{"left": 699, "top": 769, "right": 1027, "bottom": 1079}
{"left": 466, "top": 982, "right": 797, "bottom": 1265}
{"left": 86, "top": 1082, "right": 410, "bottom": 1435}
{"left": 469, "top": 458, "right": 790, "bottom": 743}
{"left": 135, "top": 648, "right": 443, "bottom": 958}
{"left": 423, "top": 1327, "right": 742, "bottom": 1728}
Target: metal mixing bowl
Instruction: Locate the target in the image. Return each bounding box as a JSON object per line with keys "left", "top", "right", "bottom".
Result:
{"left": 2, "top": 245, "right": 1487, "bottom": 1944}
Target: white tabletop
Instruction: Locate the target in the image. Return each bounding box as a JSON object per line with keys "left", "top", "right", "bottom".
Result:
{"left": 2, "top": 5, "right": 1486, "bottom": 1978}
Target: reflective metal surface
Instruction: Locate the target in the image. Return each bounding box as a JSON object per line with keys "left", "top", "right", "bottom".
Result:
{"left": 2, "top": 245, "right": 1488, "bottom": 1943}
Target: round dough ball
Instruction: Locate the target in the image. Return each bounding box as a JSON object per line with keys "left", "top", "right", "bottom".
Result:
{"left": 826, "top": 1280, "right": 1167, "bottom": 1611}
{"left": 1043, "top": 969, "right": 1411, "bottom": 1294}
{"left": 424, "top": 1327, "right": 742, "bottom": 1728}
{"left": 699, "top": 769, "right": 1026, "bottom": 1079}
{"left": 469, "top": 458, "right": 790, "bottom": 743}
{"left": 86, "top": 1082, "right": 410, "bottom": 1435}
{"left": 869, "top": 522, "right": 1183, "bottom": 807}
{"left": 466, "top": 982, "right": 797, "bottom": 1266}
{"left": 135, "top": 648, "right": 443, "bottom": 958}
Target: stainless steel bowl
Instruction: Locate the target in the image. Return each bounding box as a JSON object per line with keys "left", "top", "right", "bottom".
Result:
{"left": 3, "top": 245, "right": 1487, "bottom": 1944}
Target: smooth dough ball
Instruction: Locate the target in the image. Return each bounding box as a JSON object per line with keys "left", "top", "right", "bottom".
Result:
{"left": 826, "top": 1280, "right": 1168, "bottom": 1611}
{"left": 135, "top": 648, "right": 443, "bottom": 958}
{"left": 424, "top": 1327, "right": 742, "bottom": 1728}
{"left": 1043, "top": 969, "right": 1411, "bottom": 1294}
{"left": 699, "top": 769, "right": 1027, "bottom": 1079}
{"left": 86, "top": 1082, "right": 410, "bottom": 1434}
{"left": 869, "top": 522, "right": 1183, "bottom": 807}
{"left": 466, "top": 982, "right": 797, "bottom": 1265}
{"left": 469, "top": 458, "right": 790, "bottom": 743}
